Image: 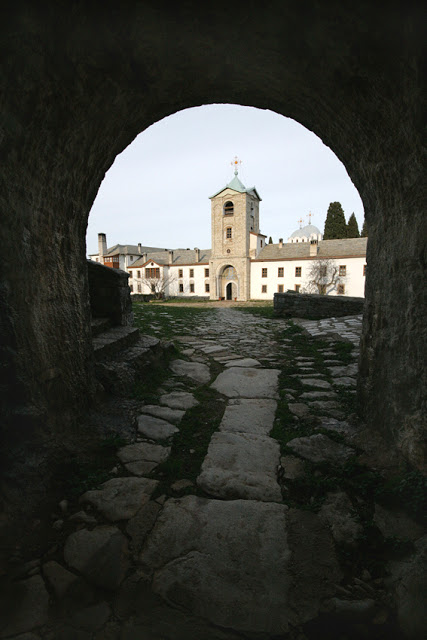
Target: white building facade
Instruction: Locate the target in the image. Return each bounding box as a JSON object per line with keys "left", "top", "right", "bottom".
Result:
{"left": 89, "top": 167, "right": 367, "bottom": 300}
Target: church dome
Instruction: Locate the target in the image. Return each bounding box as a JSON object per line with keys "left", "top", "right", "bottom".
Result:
{"left": 288, "top": 223, "right": 322, "bottom": 243}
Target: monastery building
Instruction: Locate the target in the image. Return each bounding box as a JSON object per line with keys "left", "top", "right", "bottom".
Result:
{"left": 89, "top": 162, "right": 367, "bottom": 300}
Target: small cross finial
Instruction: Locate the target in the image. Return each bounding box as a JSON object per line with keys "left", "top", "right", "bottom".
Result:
{"left": 298, "top": 217, "right": 304, "bottom": 229}
{"left": 307, "top": 211, "right": 313, "bottom": 224}
{"left": 231, "top": 156, "right": 241, "bottom": 175}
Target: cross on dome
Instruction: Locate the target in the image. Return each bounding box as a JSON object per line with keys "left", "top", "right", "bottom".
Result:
{"left": 297, "top": 217, "right": 304, "bottom": 229}
{"left": 231, "top": 156, "right": 242, "bottom": 175}
{"left": 307, "top": 211, "right": 314, "bottom": 224}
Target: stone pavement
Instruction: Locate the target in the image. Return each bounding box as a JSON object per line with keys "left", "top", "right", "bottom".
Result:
{"left": 4, "top": 309, "right": 419, "bottom": 639}
{"left": 293, "top": 314, "right": 363, "bottom": 346}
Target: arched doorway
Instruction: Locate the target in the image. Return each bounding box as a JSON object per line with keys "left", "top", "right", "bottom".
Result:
{"left": 1, "top": 4, "right": 424, "bottom": 478}
{"left": 219, "top": 265, "right": 238, "bottom": 300}
{"left": 226, "top": 282, "right": 236, "bottom": 300}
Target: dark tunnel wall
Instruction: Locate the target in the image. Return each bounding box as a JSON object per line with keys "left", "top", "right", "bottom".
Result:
{"left": 0, "top": 2, "right": 425, "bottom": 484}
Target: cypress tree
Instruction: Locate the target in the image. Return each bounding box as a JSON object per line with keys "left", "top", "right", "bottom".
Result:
{"left": 361, "top": 219, "right": 368, "bottom": 237}
{"left": 323, "top": 202, "right": 347, "bottom": 239}
{"left": 346, "top": 212, "right": 360, "bottom": 238}
{"left": 268, "top": 236, "right": 273, "bottom": 244}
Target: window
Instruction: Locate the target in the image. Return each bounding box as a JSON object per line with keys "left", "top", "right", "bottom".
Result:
{"left": 295, "top": 266, "right": 302, "bottom": 277}
{"left": 129, "top": 255, "right": 133, "bottom": 260}
{"left": 278, "top": 284, "right": 284, "bottom": 293}
{"left": 226, "top": 227, "right": 232, "bottom": 239}
{"left": 363, "top": 264, "right": 367, "bottom": 276}
{"left": 295, "top": 284, "right": 301, "bottom": 293}
{"left": 145, "top": 268, "right": 160, "bottom": 278}
{"left": 339, "top": 265, "right": 346, "bottom": 276}
{"left": 261, "top": 285, "right": 267, "bottom": 293}
{"left": 179, "top": 283, "right": 184, "bottom": 293}
{"left": 224, "top": 201, "right": 234, "bottom": 215}
{"left": 137, "top": 270, "right": 141, "bottom": 278}
{"left": 95, "top": 258, "right": 98, "bottom": 262}
{"left": 137, "top": 284, "right": 141, "bottom": 292}
{"left": 260, "top": 240, "right": 263, "bottom": 247}
{"left": 151, "top": 284, "right": 156, "bottom": 293}
{"left": 179, "top": 268, "right": 183, "bottom": 278}
{"left": 189, "top": 268, "right": 194, "bottom": 278}
{"left": 337, "top": 284, "right": 345, "bottom": 295}
{"left": 262, "top": 268, "right": 268, "bottom": 277}
{"left": 278, "top": 267, "right": 284, "bottom": 277}
{"left": 205, "top": 283, "right": 210, "bottom": 293}
{"left": 319, "top": 265, "right": 327, "bottom": 277}
{"left": 205, "top": 268, "right": 209, "bottom": 277}
{"left": 128, "top": 272, "right": 132, "bottom": 278}
{"left": 190, "top": 283, "right": 195, "bottom": 293}
{"left": 129, "top": 284, "right": 133, "bottom": 292}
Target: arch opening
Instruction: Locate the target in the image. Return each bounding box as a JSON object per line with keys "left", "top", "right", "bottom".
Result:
{"left": 1, "top": 5, "right": 424, "bottom": 531}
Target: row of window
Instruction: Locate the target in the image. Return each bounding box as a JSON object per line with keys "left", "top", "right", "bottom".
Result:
{"left": 261, "top": 265, "right": 366, "bottom": 278}
{"left": 178, "top": 268, "right": 210, "bottom": 278}
{"left": 131, "top": 282, "right": 211, "bottom": 294}
{"left": 130, "top": 267, "right": 210, "bottom": 279}
{"left": 130, "top": 265, "right": 366, "bottom": 280}
{"left": 261, "top": 284, "right": 346, "bottom": 294}
{"left": 178, "top": 283, "right": 210, "bottom": 293}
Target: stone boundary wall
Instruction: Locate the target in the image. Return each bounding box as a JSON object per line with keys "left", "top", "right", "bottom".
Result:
{"left": 87, "top": 260, "right": 133, "bottom": 326}
{"left": 274, "top": 292, "right": 364, "bottom": 319}
{"left": 131, "top": 294, "right": 156, "bottom": 303}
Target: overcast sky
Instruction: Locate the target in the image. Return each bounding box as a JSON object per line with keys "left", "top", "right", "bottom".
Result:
{"left": 86, "top": 104, "right": 364, "bottom": 256}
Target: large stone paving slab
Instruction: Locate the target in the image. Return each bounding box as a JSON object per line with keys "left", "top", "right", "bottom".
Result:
{"left": 138, "top": 404, "right": 185, "bottom": 424}
{"left": 211, "top": 367, "right": 280, "bottom": 398}
{"left": 64, "top": 526, "right": 129, "bottom": 590}
{"left": 197, "top": 431, "right": 282, "bottom": 501}
{"left": 301, "top": 378, "right": 332, "bottom": 390}
{"left": 224, "top": 357, "right": 261, "bottom": 368}
{"left": 160, "top": 391, "right": 199, "bottom": 410}
{"left": 219, "top": 398, "right": 277, "bottom": 436}
{"left": 139, "top": 495, "right": 291, "bottom": 634}
{"left": 169, "top": 359, "right": 210, "bottom": 384}
{"left": 137, "top": 414, "right": 178, "bottom": 440}
{"left": 117, "top": 443, "right": 171, "bottom": 475}
{"left": 286, "top": 434, "right": 355, "bottom": 466}
{"left": 80, "top": 477, "right": 158, "bottom": 521}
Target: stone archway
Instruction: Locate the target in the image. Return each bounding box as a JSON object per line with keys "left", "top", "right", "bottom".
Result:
{"left": 0, "top": 2, "right": 424, "bottom": 492}
{"left": 219, "top": 265, "right": 239, "bottom": 300}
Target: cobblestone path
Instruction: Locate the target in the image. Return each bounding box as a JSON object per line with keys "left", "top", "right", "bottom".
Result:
{"left": 11, "top": 309, "right": 412, "bottom": 640}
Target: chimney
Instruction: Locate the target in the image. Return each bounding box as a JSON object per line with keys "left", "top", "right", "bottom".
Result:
{"left": 310, "top": 239, "right": 318, "bottom": 256}
{"left": 168, "top": 250, "right": 174, "bottom": 264}
{"left": 195, "top": 248, "right": 200, "bottom": 263}
{"left": 98, "top": 233, "right": 107, "bottom": 261}
{"left": 279, "top": 238, "right": 283, "bottom": 248}
{"left": 142, "top": 252, "right": 147, "bottom": 263}
{"left": 138, "top": 243, "right": 142, "bottom": 254}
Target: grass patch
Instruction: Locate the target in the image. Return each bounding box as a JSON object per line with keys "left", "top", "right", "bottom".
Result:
{"left": 133, "top": 302, "right": 214, "bottom": 340}
{"left": 332, "top": 340, "right": 355, "bottom": 363}
{"left": 150, "top": 385, "right": 226, "bottom": 498}
{"left": 237, "top": 302, "right": 275, "bottom": 319}
{"left": 149, "top": 297, "right": 210, "bottom": 304}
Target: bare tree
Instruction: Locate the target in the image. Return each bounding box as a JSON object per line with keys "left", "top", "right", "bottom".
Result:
{"left": 302, "top": 258, "right": 344, "bottom": 295}
{"left": 140, "top": 272, "right": 178, "bottom": 299}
